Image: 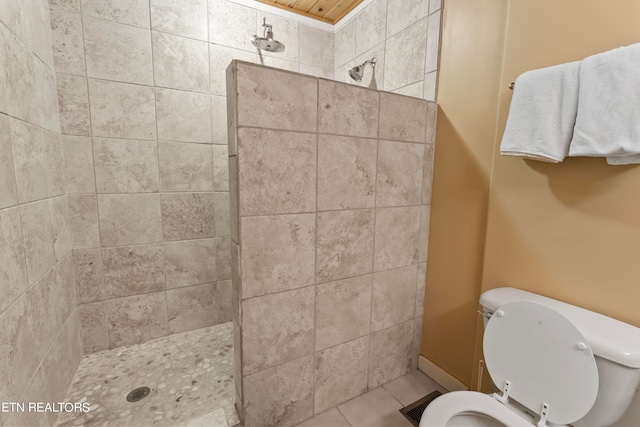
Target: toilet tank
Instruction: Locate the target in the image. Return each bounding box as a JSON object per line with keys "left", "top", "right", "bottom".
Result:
{"left": 480, "top": 287, "right": 640, "bottom": 427}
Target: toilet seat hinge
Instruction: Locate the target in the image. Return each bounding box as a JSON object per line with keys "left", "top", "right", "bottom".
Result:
{"left": 537, "top": 402, "right": 550, "bottom": 427}
{"left": 493, "top": 379, "right": 511, "bottom": 405}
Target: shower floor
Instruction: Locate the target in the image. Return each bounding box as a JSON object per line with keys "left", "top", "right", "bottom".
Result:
{"left": 55, "top": 322, "right": 238, "bottom": 427}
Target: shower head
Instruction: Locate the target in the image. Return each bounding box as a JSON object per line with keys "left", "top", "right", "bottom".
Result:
{"left": 348, "top": 58, "right": 376, "bottom": 82}
{"left": 252, "top": 18, "right": 285, "bottom": 53}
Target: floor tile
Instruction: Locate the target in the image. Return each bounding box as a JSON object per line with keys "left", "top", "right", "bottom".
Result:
{"left": 296, "top": 408, "right": 352, "bottom": 427}
{"left": 338, "top": 387, "right": 412, "bottom": 427}
{"left": 383, "top": 370, "right": 447, "bottom": 406}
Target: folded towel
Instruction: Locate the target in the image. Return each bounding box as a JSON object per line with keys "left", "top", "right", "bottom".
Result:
{"left": 500, "top": 61, "right": 581, "bottom": 163}
{"left": 568, "top": 43, "right": 640, "bottom": 164}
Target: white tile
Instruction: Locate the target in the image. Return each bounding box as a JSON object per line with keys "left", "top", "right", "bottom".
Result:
{"left": 81, "top": 0, "right": 150, "bottom": 28}
{"left": 299, "top": 25, "right": 333, "bottom": 70}
{"left": 383, "top": 370, "right": 446, "bottom": 406}
{"left": 423, "top": 71, "right": 437, "bottom": 101}
{"left": 209, "top": 44, "right": 257, "bottom": 96}
{"left": 386, "top": 0, "right": 429, "bottom": 38}
{"left": 295, "top": 408, "right": 351, "bottom": 427}
{"left": 355, "top": 0, "right": 387, "bottom": 57}
{"left": 50, "top": 7, "right": 85, "bottom": 75}
{"left": 338, "top": 387, "right": 411, "bottom": 427}
{"left": 155, "top": 88, "right": 211, "bottom": 143}
{"left": 334, "top": 19, "right": 355, "bottom": 68}
{"left": 151, "top": 0, "right": 208, "bottom": 41}
{"left": 425, "top": 10, "right": 441, "bottom": 73}
{"left": 153, "top": 31, "right": 209, "bottom": 92}
{"left": 208, "top": 0, "right": 256, "bottom": 52}
{"left": 384, "top": 18, "right": 427, "bottom": 91}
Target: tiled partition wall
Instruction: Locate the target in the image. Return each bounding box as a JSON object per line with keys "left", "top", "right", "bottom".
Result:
{"left": 0, "top": 1, "right": 82, "bottom": 426}
{"left": 334, "top": 0, "right": 441, "bottom": 100}
{"left": 49, "top": 0, "right": 334, "bottom": 352}
{"left": 228, "top": 61, "right": 435, "bottom": 426}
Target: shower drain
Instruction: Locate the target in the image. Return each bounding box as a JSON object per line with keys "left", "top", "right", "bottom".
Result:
{"left": 126, "top": 386, "right": 151, "bottom": 403}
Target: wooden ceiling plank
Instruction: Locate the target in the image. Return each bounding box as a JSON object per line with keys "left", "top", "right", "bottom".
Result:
{"left": 324, "top": 0, "right": 363, "bottom": 22}
{"left": 293, "top": 0, "right": 319, "bottom": 11}
{"left": 307, "top": 0, "right": 340, "bottom": 16}
{"left": 255, "top": 0, "right": 334, "bottom": 24}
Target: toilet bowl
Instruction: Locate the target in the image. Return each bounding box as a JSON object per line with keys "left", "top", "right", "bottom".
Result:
{"left": 419, "top": 288, "right": 640, "bottom": 427}
{"left": 420, "top": 300, "right": 600, "bottom": 427}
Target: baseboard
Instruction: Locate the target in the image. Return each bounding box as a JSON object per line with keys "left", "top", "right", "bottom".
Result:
{"left": 418, "top": 356, "right": 469, "bottom": 392}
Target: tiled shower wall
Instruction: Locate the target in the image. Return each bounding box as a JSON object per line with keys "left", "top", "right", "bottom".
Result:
{"left": 0, "top": 1, "right": 82, "bottom": 426}
{"left": 228, "top": 61, "right": 435, "bottom": 426}
{"left": 334, "top": 0, "right": 442, "bottom": 100}
{"left": 49, "top": 0, "right": 334, "bottom": 352}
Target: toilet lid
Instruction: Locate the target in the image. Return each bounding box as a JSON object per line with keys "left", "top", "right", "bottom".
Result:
{"left": 483, "top": 301, "right": 599, "bottom": 425}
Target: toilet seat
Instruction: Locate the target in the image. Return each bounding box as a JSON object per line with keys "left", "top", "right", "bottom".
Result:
{"left": 420, "top": 391, "right": 535, "bottom": 426}
{"left": 419, "top": 301, "right": 599, "bottom": 427}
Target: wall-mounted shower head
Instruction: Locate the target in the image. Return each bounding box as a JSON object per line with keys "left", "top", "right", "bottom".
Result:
{"left": 348, "top": 58, "right": 376, "bottom": 82}
{"left": 251, "top": 17, "right": 285, "bottom": 53}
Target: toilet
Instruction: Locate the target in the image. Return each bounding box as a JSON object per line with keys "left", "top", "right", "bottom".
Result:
{"left": 419, "top": 287, "right": 640, "bottom": 427}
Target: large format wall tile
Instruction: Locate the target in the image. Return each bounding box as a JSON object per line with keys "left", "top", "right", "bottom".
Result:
{"left": 317, "top": 209, "right": 374, "bottom": 283}
{"left": 156, "top": 88, "right": 211, "bottom": 143}
{"left": 372, "top": 265, "right": 417, "bottom": 331}
{"left": 383, "top": 18, "right": 427, "bottom": 91}
{"left": 315, "top": 337, "right": 369, "bottom": 414}
{"left": 160, "top": 193, "right": 215, "bottom": 241}
{"left": 425, "top": 11, "right": 441, "bottom": 74}
{"left": 78, "top": 302, "right": 108, "bottom": 353}
{"left": 88, "top": 79, "right": 156, "bottom": 140}
{"left": 81, "top": 0, "right": 150, "bottom": 28}
{"left": 20, "top": 200, "right": 55, "bottom": 285}
{"left": 105, "top": 292, "right": 168, "bottom": 348}
{"left": 0, "top": 207, "right": 28, "bottom": 313}
{"left": 0, "top": 115, "right": 17, "bottom": 208}
{"left": 167, "top": 282, "right": 229, "bottom": 333}
{"left": 93, "top": 138, "right": 160, "bottom": 193}
{"left": 102, "top": 244, "right": 165, "bottom": 298}
{"left": 318, "top": 79, "right": 379, "bottom": 138}
{"left": 98, "top": 194, "right": 162, "bottom": 246}
{"left": 315, "top": 275, "right": 371, "bottom": 351}
{"left": 237, "top": 128, "right": 316, "bottom": 216}
{"left": 150, "top": 0, "right": 208, "bottom": 41}
{"left": 418, "top": 205, "right": 431, "bottom": 262}
{"left": 368, "top": 321, "right": 414, "bottom": 388}
{"left": 236, "top": 63, "right": 318, "bottom": 132}
{"left": 209, "top": 45, "right": 256, "bottom": 97}
{"left": 62, "top": 135, "right": 94, "bottom": 193}
{"left": 240, "top": 214, "right": 315, "bottom": 299}
{"left": 354, "top": 0, "right": 387, "bottom": 55}
{"left": 317, "top": 134, "right": 376, "bottom": 211}
{"left": 215, "top": 236, "right": 231, "bottom": 280}
{"left": 334, "top": 19, "right": 355, "bottom": 68}
{"left": 243, "top": 355, "right": 314, "bottom": 427}
{"left": 386, "top": 0, "right": 429, "bottom": 38}
{"left": 152, "top": 31, "right": 209, "bottom": 92}
{"left": 212, "top": 144, "right": 229, "bottom": 191}
{"left": 374, "top": 206, "right": 421, "bottom": 271}
{"left": 9, "top": 118, "right": 48, "bottom": 203}
{"left": 379, "top": 92, "right": 428, "bottom": 143}
{"left": 376, "top": 140, "right": 424, "bottom": 207}
{"left": 83, "top": 16, "right": 153, "bottom": 85}
{"left": 422, "top": 143, "right": 435, "bottom": 204}
{"left": 158, "top": 141, "right": 213, "bottom": 192}
{"left": 299, "top": 25, "right": 334, "bottom": 69}
{"left": 208, "top": 0, "right": 256, "bottom": 52}
{"left": 242, "top": 286, "right": 314, "bottom": 374}
{"left": 49, "top": 7, "right": 85, "bottom": 76}
{"left": 68, "top": 194, "right": 100, "bottom": 249}
{"left": 211, "top": 95, "right": 228, "bottom": 145}
{"left": 73, "top": 248, "right": 104, "bottom": 303}
{"left": 164, "top": 239, "right": 217, "bottom": 289}
{"left": 48, "top": 195, "right": 72, "bottom": 261}
{"left": 56, "top": 73, "right": 90, "bottom": 136}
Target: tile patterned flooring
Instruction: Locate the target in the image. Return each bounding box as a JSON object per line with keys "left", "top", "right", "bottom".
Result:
{"left": 56, "top": 322, "right": 237, "bottom": 427}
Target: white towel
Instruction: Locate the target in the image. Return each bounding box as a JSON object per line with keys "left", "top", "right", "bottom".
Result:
{"left": 568, "top": 43, "right": 640, "bottom": 164}
{"left": 500, "top": 61, "right": 581, "bottom": 163}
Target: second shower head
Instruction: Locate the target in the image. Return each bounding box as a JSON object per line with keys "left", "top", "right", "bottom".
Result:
{"left": 348, "top": 58, "right": 376, "bottom": 82}
{"left": 251, "top": 17, "right": 285, "bottom": 53}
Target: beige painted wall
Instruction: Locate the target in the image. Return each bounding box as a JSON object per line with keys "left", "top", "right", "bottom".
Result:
{"left": 424, "top": 0, "right": 640, "bottom": 390}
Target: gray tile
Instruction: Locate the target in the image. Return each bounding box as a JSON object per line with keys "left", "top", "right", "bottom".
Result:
{"left": 213, "top": 192, "right": 230, "bottom": 237}
{"left": 422, "top": 143, "right": 435, "bottom": 204}
{"left": 423, "top": 71, "right": 437, "bottom": 101}
{"left": 94, "top": 138, "right": 160, "bottom": 193}
{"left": 299, "top": 24, "right": 333, "bottom": 69}
{"left": 316, "top": 275, "right": 372, "bottom": 351}
{"left": 167, "top": 282, "right": 228, "bottom": 333}
{"left": 211, "top": 94, "right": 228, "bottom": 145}
{"left": 295, "top": 409, "right": 351, "bottom": 427}
{"left": 334, "top": 19, "right": 355, "bottom": 68}
{"left": 78, "top": 301, "right": 109, "bottom": 353}
{"left": 98, "top": 194, "right": 163, "bottom": 247}
{"left": 83, "top": 16, "right": 153, "bottom": 85}
{"left": 374, "top": 206, "right": 421, "bottom": 271}
{"left": 376, "top": 140, "right": 424, "bottom": 207}
{"left": 62, "top": 136, "right": 94, "bottom": 194}
{"left": 20, "top": 200, "right": 55, "bottom": 285}
{"left": 153, "top": 31, "right": 209, "bottom": 92}
{"left": 156, "top": 88, "right": 211, "bottom": 143}
{"left": 209, "top": 44, "right": 256, "bottom": 97}
{"left": 338, "top": 387, "right": 410, "bottom": 427}
{"left": 416, "top": 262, "right": 426, "bottom": 318}
{"left": 88, "top": 78, "right": 156, "bottom": 140}
{"left": 48, "top": 196, "right": 73, "bottom": 261}
{"left": 68, "top": 194, "right": 100, "bottom": 249}
{"left": 425, "top": 10, "right": 441, "bottom": 74}
{"left": 9, "top": 118, "right": 48, "bottom": 203}
{"left": 383, "top": 370, "right": 446, "bottom": 406}
{"left": 379, "top": 92, "right": 429, "bottom": 143}
{"left": 208, "top": 0, "right": 256, "bottom": 52}
{"left": 102, "top": 244, "right": 165, "bottom": 298}
{"left": 164, "top": 239, "right": 216, "bottom": 289}
{"left": 317, "top": 135, "right": 376, "bottom": 211}
{"left": 242, "top": 287, "right": 314, "bottom": 374}
{"left": 368, "top": 321, "right": 414, "bottom": 388}
{"left": 317, "top": 209, "right": 374, "bottom": 283}
{"left": 44, "top": 131, "right": 66, "bottom": 197}
{"left": 50, "top": 7, "right": 85, "bottom": 76}
{"left": 236, "top": 62, "right": 317, "bottom": 132}
{"left": 372, "top": 265, "right": 417, "bottom": 331}
{"left": 240, "top": 214, "right": 316, "bottom": 299}
{"left": 418, "top": 205, "right": 431, "bottom": 262}
{"left": 158, "top": 141, "right": 213, "bottom": 192}
{"left": 315, "top": 337, "right": 369, "bottom": 413}
{"left": 81, "top": 0, "right": 150, "bottom": 28}
{"left": 354, "top": 0, "right": 387, "bottom": 55}
{"left": 215, "top": 236, "right": 231, "bottom": 280}
{"left": 73, "top": 248, "right": 104, "bottom": 303}
{"left": 386, "top": 0, "right": 429, "bottom": 38}
{"left": 150, "top": 0, "right": 208, "bottom": 40}
{"left": 318, "top": 79, "right": 379, "bottom": 138}
{"left": 105, "top": 292, "right": 169, "bottom": 348}
{"left": 212, "top": 144, "right": 229, "bottom": 192}
{"left": 57, "top": 73, "right": 91, "bottom": 136}
{"left": 160, "top": 193, "right": 215, "bottom": 241}
{"left": 237, "top": 127, "right": 316, "bottom": 216}
{"left": 383, "top": 19, "right": 427, "bottom": 92}
{"left": 0, "top": 207, "right": 28, "bottom": 314}
{"left": 243, "top": 355, "right": 314, "bottom": 427}
{"left": 0, "top": 115, "right": 17, "bottom": 209}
